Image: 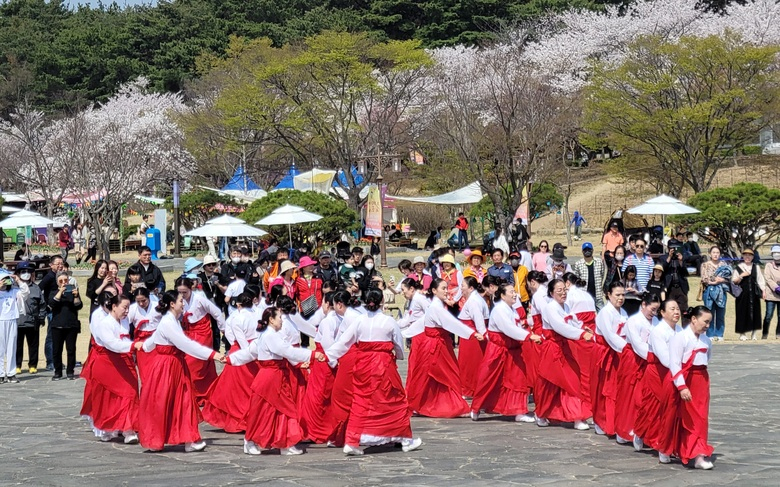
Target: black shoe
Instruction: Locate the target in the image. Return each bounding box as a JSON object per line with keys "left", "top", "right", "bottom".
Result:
{"left": 52, "top": 375, "right": 63, "bottom": 381}
{"left": 6, "top": 376, "right": 19, "bottom": 383}
{"left": 45, "top": 365, "right": 54, "bottom": 372}
{"left": 0, "top": 377, "right": 5, "bottom": 384}
{"left": 67, "top": 374, "right": 76, "bottom": 380}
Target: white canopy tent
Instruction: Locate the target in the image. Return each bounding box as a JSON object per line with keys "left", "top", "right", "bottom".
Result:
{"left": 197, "top": 185, "right": 268, "bottom": 204}
{"left": 386, "top": 182, "right": 484, "bottom": 205}
{"left": 627, "top": 194, "right": 700, "bottom": 230}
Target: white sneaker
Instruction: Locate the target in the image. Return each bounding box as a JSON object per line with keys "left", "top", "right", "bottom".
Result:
{"left": 616, "top": 435, "right": 629, "bottom": 444}
{"left": 574, "top": 420, "right": 590, "bottom": 431}
{"left": 535, "top": 416, "right": 550, "bottom": 427}
{"left": 718, "top": 337, "right": 724, "bottom": 342}
{"left": 739, "top": 334, "right": 747, "bottom": 341}
{"left": 123, "top": 432, "right": 139, "bottom": 444}
{"left": 401, "top": 438, "right": 423, "bottom": 452}
{"left": 594, "top": 424, "right": 605, "bottom": 435}
{"left": 633, "top": 435, "right": 644, "bottom": 452}
{"left": 326, "top": 441, "right": 338, "bottom": 448}
{"left": 99, "top": 432, "right": 114, "bottom": 442}
{"left": 694, "top": 455, "right": 714, "bottom": 470}
{"left": 184, "top": 440, "right": 206, "bottom": 452}
{"left": 281, "top": 446, "right": 304, "bottom": 455}
{"left": 470, "top": 411, "right": 479, "bottom": 421}
{"left": 515, "top": 413, "right": 536, "bottom": 423}
{"left": 243, "top": 439, "right": 261, "bottom": 455}
{"left": 343, "top": 444, "right": 364, "bottom": 456}
{"left": 659, "top": 452, "right": 671, "bottom": 464}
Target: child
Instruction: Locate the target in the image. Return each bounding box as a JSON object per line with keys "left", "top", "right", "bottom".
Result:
{"left": 622, "top": 265, "right": 644, "bottom": 315}
{"left": 1, "top": 270, "right": 29, "bottom": 383}
{"left": 645, "top": 264, "right": 667, "bottom": 301}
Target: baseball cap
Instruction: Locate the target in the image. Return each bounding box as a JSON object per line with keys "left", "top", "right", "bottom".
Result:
{"left": 610, "top": 221, "right": 619, "bottom": 227}
{"left": 582, "top": 242, "right": 593, "bottom": 250}
{"left": 319, "top": 251, "right": 332, "bottom": 259}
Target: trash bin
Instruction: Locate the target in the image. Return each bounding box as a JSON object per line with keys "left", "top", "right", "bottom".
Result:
{"left": 145, "top": 225, "right": 161, "bottom": 260}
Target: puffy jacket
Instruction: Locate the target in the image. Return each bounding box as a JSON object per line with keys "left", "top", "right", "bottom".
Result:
{"left": 17, "top": 282, "right": 47, "bottom": 328}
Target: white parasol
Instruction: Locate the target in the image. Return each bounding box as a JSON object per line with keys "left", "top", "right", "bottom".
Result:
{"left": 254, "top": 204, "right": 323, "bottom": 248}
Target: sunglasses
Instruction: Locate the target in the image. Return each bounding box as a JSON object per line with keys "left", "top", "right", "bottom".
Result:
{"left": 540, "top": 245, "right": 548, "bottom": 248}
{"left": 635, "top": 245, "right": 645, "bottom": 249}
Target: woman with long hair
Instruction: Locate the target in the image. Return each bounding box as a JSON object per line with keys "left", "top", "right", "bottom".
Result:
{"left": 614, "top": 292, "right": 661, "bottom": 448}
{"left": 396, "top": 278, "right": 431, "bottom": 393}
{"left": 667, "top": 306, "right": 715, "bottom": 470}
{"left": 590, "top": 281, "right": 629, "bottom": 437}
{"left": 535, "top": 279, "right": 593, "bottom": 430}
{"left": 325, "top": 288, "right": 423, "bottom": 455}
{"left": 732, "top": 248, "right": 765, "bottom": 341}
{"left": 127, "top": 288, "right": 161, "bottom": 383}
{"left": 457, "top": 276, "right": 489, "bottom": 398}
{"left": 633, "top": 299, "right": 682, "bottom": 464}
{"left": 176, "top": 276, "right": 226, "bottom": 404}
{"left": 227, "top": 307, "right": 325, "bottom": 456}
{"left": 138, "top": 291, "right": 225, "bottom": 452}
{"left": 532, "top": 241, "right": 550, "bottom": 273}
{"left": 85, "top": 260, "right": 110, "bottom": 313}
{"left": 406, "top": 279, "right": 484, "bottom": 418}
{"left": 80, "top": 294, "right": 142, "bottom": 444}
{"left": 471, "top": 283, "right": 542, "bottom": 422}
{"left": 202, "top": 292, "right": 260, "bottom": 433}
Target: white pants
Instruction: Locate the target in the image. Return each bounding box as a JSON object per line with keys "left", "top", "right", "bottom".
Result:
{"left": 0, "top": 319, "right": 18, "bottom": 377}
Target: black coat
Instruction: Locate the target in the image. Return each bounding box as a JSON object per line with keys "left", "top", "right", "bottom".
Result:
{"left": 48, "top": 293, "right": 83, "bottom": 329}
{"left": 127, "top": 261, "right": 166, "bottom": 292}
{"left": 38, "top": 270, "right": 58, "bottom": 307}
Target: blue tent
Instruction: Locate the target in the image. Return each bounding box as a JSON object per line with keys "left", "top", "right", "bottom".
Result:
{"left": 274, "top": 164, "right": 301, "bottom": 190}
{"left": 334, "top": 167, "right": 364, "bottom": 188}
{"left": 222, "top": 166, "right": 262, "bottom": 192}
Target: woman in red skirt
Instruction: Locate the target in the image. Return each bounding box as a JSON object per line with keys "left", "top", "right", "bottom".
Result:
{"left": 127, "top": 287, "right": 161, "bottom": 385}
{"left": 563, "top": 273, "right": 597, "bottom": 418}
{"left": 457, "top": 276, "right": 489, "bottom": 398}
{"left": 667, "top": 305, "right": 715, "bottom": 470}
{"left": 80, "top": 294, "right": 142, "bottom": 444}
{"left": 406, "top": 279, "right": 484, "bottom": 418}
{"left": 614, "top": 293, "right": 660, "bottom": 448}
{"left": 591, "top": 281, "right": 629, "bottom": 437}
{"left": 525, "top": 271, "right": 550, "bottom": 391}
{"left": 227, "top": 307, "right": 325, "bottom": 456}
{"left": 471, "top": 283, "right": 541, "bottom": 422}
{"left": 177, "top": 277, "right": 226, "bottom": 405}
{"left": 535, "top": 278, "right": 593, "bottom": 430}
{"left": 325, "top": 288, "right": 423, "bottom": 455}
{"left": 202, "top": 292, "right": 260, "bottom": 433}
{"left": 633, "top": 299, "right": 682, "bottom": 463}
{"left": 138, "top": 291, "right": 225, "bottom": 452}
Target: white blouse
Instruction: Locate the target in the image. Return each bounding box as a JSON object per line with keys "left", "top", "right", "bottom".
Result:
{"left": 541, "top": 300, "right": 584, "bottom": 340}
{"left": 91, "top": 314, "right": 133, "bottom": 354}
{"left": 128, "top": 298, "right": 161, "bottom": 333}
{"left": 183, "top": 292, "right": 226, "bottom": 331}
{"left": 397, "top": 292, "right": 430, "bottom": 338}
{"left": 566, "top": 286, "right": 596, "bottom": 315}
{"left": 529, "top": 286, "right": 549, "bottom": 324}
{"left": 142, "top": 312, "right": 215, "bottom": 361}
{"left": 458, "top": 291, "right": 489, "bottom": 334}
{"left": 488, "top": 300, "right": 530, "bottom": 342}
{"left": 224, "top": 307, "right": 260, "bottom": 349}
{"left": 224, "top": 279, "right": 246, "bottom": 316}
{"left": 668, "top": 326, "right": 711, "bottom": 389}
{"left": 228, "top": 327, "right": 313, "bottom": 366}
{"left": 624, "top": 312, "right": 657, "bottom": 360}
{"left": 424, "top": 297, "right": 475, "bottom": 339}
{"left": 595, "top": 303, "right": 629, "bottom": 353}
{"left": 314, "top": 311, "right": 341, "bottom": 350}
{"left": 648, "top": 321, "right": 682, "bottom": 368}
{"left": 325, "top": 310, "right": 405, "bottom": 363}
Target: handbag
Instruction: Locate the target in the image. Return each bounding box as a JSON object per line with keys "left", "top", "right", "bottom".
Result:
{"left": 300, "top": 294, "right": 318, "bottom": 318}
{"left": 730, "top": 281, "right": 743, "bottom": 298}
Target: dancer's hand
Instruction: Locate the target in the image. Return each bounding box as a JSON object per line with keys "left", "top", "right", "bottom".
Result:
{"left": 133, "top": 341, "right": 144, "bottom": 351}
{"left": 582, "top": 331, "right": 594, "bottom": 342}
{"left": 300, "top": 361, "right": 310, "bottom": 369}
{"left": 474, "top": 333, "right": 484, "bottom": 341}
{"left": 314, "top": 352, "right": 326, "bottom": 362}
{"left": 530, "top": 333, "right": 542, "bottom": 344}
{"left": 214, "top": 352, "right": 226, "bottom": 363}
{"left": 680, "top": 388, "right": 692, "bottom": 402}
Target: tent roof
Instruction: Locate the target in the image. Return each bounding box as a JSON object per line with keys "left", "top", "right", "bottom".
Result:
{"left": 334, "top": 167, "right": 364, "bottom": 188}
{"left": 222, "top": 166, "right": 262, "bottom": 192}
{"left": 274, "top": 164, "right": 301, "bottom": 190}
{"left": 386, "top": 182, "right": 483, "bottom": 205}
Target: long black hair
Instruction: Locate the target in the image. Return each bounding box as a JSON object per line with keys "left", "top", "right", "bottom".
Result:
{"left": 155, "top": 290, "right": 179, "bottom": 314}
{"left": 276, "top": 295, "right": 297, "bottom": 315}
{"left": 258, "top": 307, "right": 279, "bottom": 332}
{"left": 364, "top": 288, "right": 384, "bottom": 312}
{"left": 683, "top": 305, "right": 712, "bottom": 320}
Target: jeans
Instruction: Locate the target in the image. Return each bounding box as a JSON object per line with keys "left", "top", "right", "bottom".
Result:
{"left": 457, "top": 229, "right": 468, "bottom": 250}
{"left": 60, "top": 248, "right": 68, "bottom": 262}
{"left": 574, "top": 225, "right": 582, "bottom": 238}
{"left": 45, "top": 313, "right": 53, "bottom": 368}
{"left": 706, "top": 303, "right": 726, "bottom": 338}
{"left": 764, "top": 301, "right": 780, "bottom": 337}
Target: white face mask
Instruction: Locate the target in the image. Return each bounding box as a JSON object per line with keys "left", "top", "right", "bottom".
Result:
{"left": 231, "top": 257, "right": 241, "bottom": 264}
{"left": 773, "top": 253, "right": 780, "bottom": 261}
{"left": 365, "top": 263, "right": 375, "bottom": 270}
{"left": 19, "top": 273, "right": 31, "bottom": 281}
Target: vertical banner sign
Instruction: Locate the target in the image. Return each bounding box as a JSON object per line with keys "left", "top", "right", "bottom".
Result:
{"left": 365, "top": 184, "right": 382, "bottom": 237}
{"left": 514, "top": 185, "right": 529, "bottom": 223}
{"left": 173, "top": 179, "right": 180, "bottom": 209}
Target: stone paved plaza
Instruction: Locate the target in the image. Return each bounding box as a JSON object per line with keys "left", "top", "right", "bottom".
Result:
{"left": 1, "top": 343, "right": 779, "bottom": 486}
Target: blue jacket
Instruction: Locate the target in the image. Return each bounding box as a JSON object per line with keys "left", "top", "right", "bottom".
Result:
{"left": 703, "top": 265, "right": 732, "bottom": 309}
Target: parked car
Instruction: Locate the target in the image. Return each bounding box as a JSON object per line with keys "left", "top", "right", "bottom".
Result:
{"left": 763, "top": 143, "right": 780, "bottom": 155}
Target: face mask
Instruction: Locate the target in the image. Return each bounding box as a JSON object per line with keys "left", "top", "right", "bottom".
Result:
{"left": 583, "top": 250, "right": 593, "bottom": 257}
{"left": 20, "top": 273, "right": 31, "bottom": 281}
{"left": 231, "top": 257, "right": 241, "bottom": 264}
{"left": 365, "top": 263, "right": 375, "bottom": 270}
{"left": 773, "top": 253, "right": 780, "bottom": 261}
{"left": 615, "top": 254, "right": 624, "bottom": 261}
{"left": 510, "top": 259, "right": 520, "bottom": 268}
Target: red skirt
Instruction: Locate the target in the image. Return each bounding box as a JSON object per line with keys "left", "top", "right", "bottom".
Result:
{"left": 183, "top": 315, "right": 218, "bottom": 405}
{"left": 299, "top": 343, "right": 337, "bottom": 444}
{"left": 202, "top": 343, "right": 259, "bottom": 433}
{"left": 345, "top": 342, "right": 413, "bottom": 446}
{"left": 572, "top": 311, "right": 596, "bottom": 415}
{"left": 244, "top": 359, "right": 304, "bottom": 449}
{"left": 458, "top": 319, "right": 486, "bottom": 397}
{"left": 590, "top": 336, "right": 621, "bottom": 435}
{"left": 138, "top": 346, "right": 202, "bottom": 450}
{"left": 134, "top": 329, "right": 155, "bottom": 387}
{"left": 471, "top": 332, "right": 530, "bottom": 416}
{"left": 80, "top": 344, "right": 139, "bottom": 433}
{"left": 613, "top": 344, "right": 646, "bottom": 440}
{"left": 534, "top": 333, "right": 586, "bottom": 422}
{"left": 405, "top": 327, "right": 469, "bottom": 418}
{"left": 671, "top": 366, "right": 714, "bottom": 463}
{"left": 633, "top": 354, "right": 677, "bottom": 453}
{"left": 327, "top": 346, "right": 358, "bottom": 446}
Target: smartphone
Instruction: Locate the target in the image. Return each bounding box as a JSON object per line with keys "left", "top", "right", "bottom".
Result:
{"left": 64, "top": 284, "right": 74, "bottom": 294}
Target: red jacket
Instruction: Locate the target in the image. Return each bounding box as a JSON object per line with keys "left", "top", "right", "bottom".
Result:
{"left": 456, "top": 216, "right": 469, "bottom": 231}
{"left": 294, "top": 276, "right": 323, "bottom": 308}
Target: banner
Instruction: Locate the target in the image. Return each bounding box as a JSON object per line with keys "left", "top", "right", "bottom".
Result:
{"left": 365, "top": 184, "right": 382, "bottom": 237}
{"left": 514, "top": 184, "right": 530, "bottom": 223}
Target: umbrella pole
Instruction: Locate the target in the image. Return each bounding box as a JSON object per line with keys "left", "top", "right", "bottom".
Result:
{"left": 288, "top": 224, "right": 293, "bottom": 252}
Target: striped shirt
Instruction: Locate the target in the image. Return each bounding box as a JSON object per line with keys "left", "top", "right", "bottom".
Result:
{"left": 622, "top": 254, "right": 654, "bottom": 288}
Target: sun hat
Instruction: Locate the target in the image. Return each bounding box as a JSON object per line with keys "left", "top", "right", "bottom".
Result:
{"left": 298, "top": 256, "right": 317, "bottom": 268}
{"left": 552, "top": 247, "right": 567, "bottom": 261}
{"left": 413, "top": 256, "right": 426, "bottom": 265}
{"left": 279, "top": 260, "right": 297, "bottom": 274}
{"left": 184, "top": 258, "right": 203, "bottom": 273}
{"left": 439, "top": 254, "right": 455, "bottom": 265}
{"left": 203, "top": 254, "right": 218, "bottom": 265}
